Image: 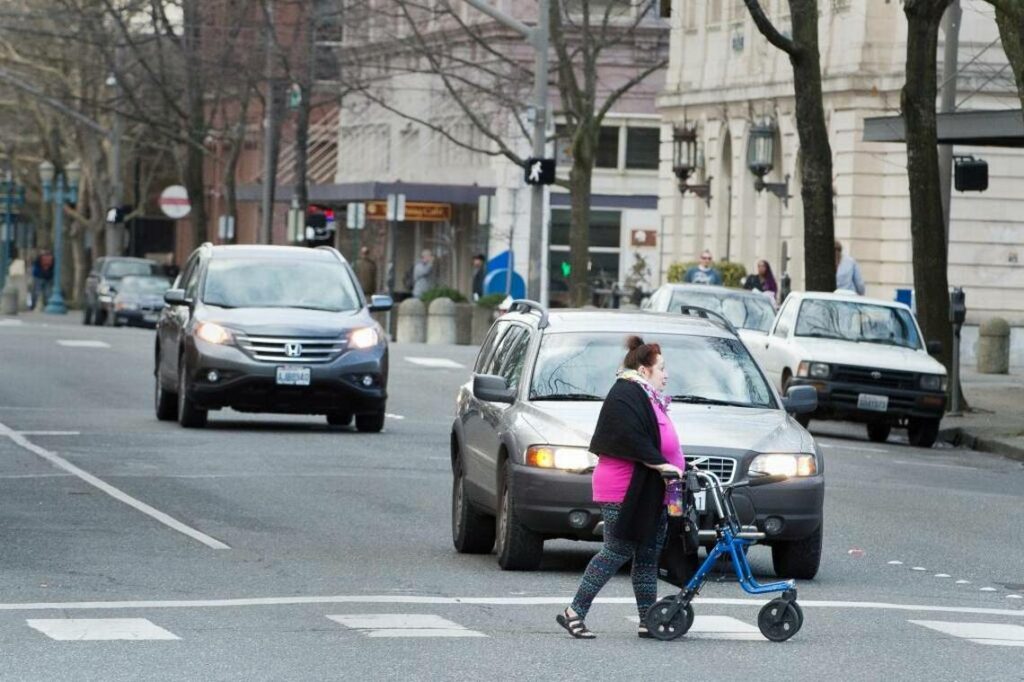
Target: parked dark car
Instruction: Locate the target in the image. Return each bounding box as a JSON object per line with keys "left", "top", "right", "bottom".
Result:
{"left": 451, "top": 302, "right": 824, "bottom": 579}
{"left": 154, "top": 243, "right": 393, "bottom": 431}
{"left": 83, "top": 257, "right": 161, "bottom": 326}
{"left": 110, "top": 276, "right": 172, "bottom": 328}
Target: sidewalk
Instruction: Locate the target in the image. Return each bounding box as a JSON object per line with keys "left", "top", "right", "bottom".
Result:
{"left": 940, "top": 366, "right": 1024, "bottom": 462}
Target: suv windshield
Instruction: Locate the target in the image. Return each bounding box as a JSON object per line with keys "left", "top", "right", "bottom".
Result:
{"left": 106, "top": 261, "right": 157, "bottom": 279}
{"left": 668, "top": 290, "right": 775, "bottom": 332}
{"left": 119, "top": 277, "right": 171, "bottom": 294}
{"left": 530, "top": 332, "right": 776, "bottom": 408}
{"left": 202, "top": 258, "right": 361, "bottom": 312}
{"left": 795, "top": 299, "right": 922, "bottom": 349}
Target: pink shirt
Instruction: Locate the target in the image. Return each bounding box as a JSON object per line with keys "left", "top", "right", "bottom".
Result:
{"left": 592, "top": 399, "right": 685, "bottom": 503}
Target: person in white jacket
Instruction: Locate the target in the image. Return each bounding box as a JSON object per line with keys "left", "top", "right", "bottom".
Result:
{"left": 835, "top": 240, "right": 865, "bottom": 295}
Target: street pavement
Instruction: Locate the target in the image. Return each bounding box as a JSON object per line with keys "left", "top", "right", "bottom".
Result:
{"left": 1, "top": 313, "right": 1023, "bottom": 681}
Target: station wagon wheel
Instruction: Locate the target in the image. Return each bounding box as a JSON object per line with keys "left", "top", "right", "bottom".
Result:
{"left": 451, "top": 456, "right": 495, "bottom": 554}
{"left": 770, "top": 524, "right": 822, "bottom": 580}
{"left": 495, "top": 462, "right": 543, "bottom": 571}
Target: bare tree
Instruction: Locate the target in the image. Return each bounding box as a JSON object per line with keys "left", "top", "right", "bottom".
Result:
{"left": 987, "top": 0, "right": 1024, "bottom": 111}
{"left": 743, "top": 0, "right": 835, "bottom": 293}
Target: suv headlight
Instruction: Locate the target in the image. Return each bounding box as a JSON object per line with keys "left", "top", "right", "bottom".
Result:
{"left": 749, "top": 454, "right": 817, "bottom": 477}
{"left": 195, "top": 321, "right": 232, "bottom": 345}
{"left": 920, "top": 374, "right": 947, "bottom": 391}
{"left": 349, "top": 327, "right": 379, "bottom": 349}
{"left": 525, "top": 446, "right": 597, "bottom": 473}
{"left": 797, "top": 361, "right": 830, "bottom": 379}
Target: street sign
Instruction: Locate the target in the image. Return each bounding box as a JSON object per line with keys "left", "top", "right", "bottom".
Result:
{"left": 386, "top": 193, "right": 406, "bottom": 221}
{"left": 524, "top": 157, "right": 555, "bottom": 185}
{"left": 217, "top": 215, "right": 235, "bottom": 241}
{"left": 347, "top": 202, "right": 366, "bottom": 230}
{"left": 478, "top": 195, "right": 492, "bottom": 226}
{"left": 369, "top": 200, "right": 449, "bottom": 222}
{"left": 159, "top": 185, "right": 191, "bottom": 219}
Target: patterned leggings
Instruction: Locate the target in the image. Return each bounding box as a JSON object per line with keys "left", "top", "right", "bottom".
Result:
{"left": 570, "top": 503, "right": 667, "bottom": 621}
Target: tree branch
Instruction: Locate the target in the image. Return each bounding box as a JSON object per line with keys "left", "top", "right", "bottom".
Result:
{"left": 744, "top": 0, "right": 798, "bottom": 57}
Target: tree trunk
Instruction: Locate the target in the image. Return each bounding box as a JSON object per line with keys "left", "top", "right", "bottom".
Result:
{"left": 789, "top": 0, "right": 835, "bottom": 292}
{"left": 994, "top": 6, "right": 1024, "bottom": 111}
{"left": 568, "top": 129, "right": 595, "bottom": 307}
{"left": 293, "top": 86, "right": 310, "bottom": 215}
{"left": 902, "top": 0, "right": 954, "bottom": 372}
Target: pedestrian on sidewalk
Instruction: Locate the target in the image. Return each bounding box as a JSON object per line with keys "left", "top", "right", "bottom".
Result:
{"left": 557, "top": 336, "right": 685, "bottom": 640}
{"left": 29, "top": 250, "right": 54, "bottom": 311}
{"left": 412, "top": 249, "right": 435, "bottom": 299}
{"left": 683, "top": 250, "right": 723, "bottom": 285}
{"left": 355, "top": 246, "right": 378, "bottom": 296}
{"left": 835, "top": 240, "right": 865, "bottom": 295}
{"left": 471, "top": 253, "right": 486, "bottom": 302}
{"left": 743, "top": 259, "right": 779, "bottom": 305}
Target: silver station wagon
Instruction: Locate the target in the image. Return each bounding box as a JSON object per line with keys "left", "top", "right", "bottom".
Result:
{"left": 450, "top": 302, "right": 825, "bottom": 579}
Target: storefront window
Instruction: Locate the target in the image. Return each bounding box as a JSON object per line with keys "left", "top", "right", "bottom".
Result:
{"left": 549, "top": 209, "right": 621, "bottom": 307}
{"left": 625, "top": 128, "right": 659, "bottom": 170}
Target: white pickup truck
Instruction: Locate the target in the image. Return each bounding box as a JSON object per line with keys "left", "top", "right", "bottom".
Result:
{"left": 748, "top": 291, "right": 948, "bottom": 447}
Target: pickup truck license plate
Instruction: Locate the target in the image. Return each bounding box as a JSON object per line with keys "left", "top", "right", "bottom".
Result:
{"left": 276, "top": 367, "right": 311, "bottom": 386}
{"left": 857, "top": 393, "right": 889, "bottom": 412}
{"left": 693, "top": 491, "right": 706, "bottom": 512}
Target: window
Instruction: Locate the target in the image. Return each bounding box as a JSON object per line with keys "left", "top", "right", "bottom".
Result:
{"left": 795, "top": 299, "right": 922, "bottom": 350}
{"left": 730, "top": 0, "right": 747, "bottom": 23}
{"left": 683, "top": 0, "right": 698, "bottom": 30}
{"left": 660, "top": 0, "right": 672, "bottom": 19}
{"left": 595, "top": 126, "right": 620, "bottom": 168}
{"left": 625, "top": 128, "right": 660, "bottom": 170}
{"left": 202, "top": 258, "right": 362, "bottom": 312}
{"left": 555, "top": 124, "right": 573, "bottom": 166}
{"left": 492, "top": 325, "right": 530, "bottom": 389}
{"left": 708, "top": 0, "right": 723, "bottom": 26}
{"left": 548, "top": 210, "right": 621, "bottom": 304}
{"left": 773, "top": 299, "right": 798, "bottom": 338}
{"left": 475, "top": 322, "right": 507, "bottom": 373}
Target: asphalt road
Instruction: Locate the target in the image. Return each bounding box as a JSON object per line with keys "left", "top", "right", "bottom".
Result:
{"left": 1, "top": 315, "right": 1022, "bottom": 681}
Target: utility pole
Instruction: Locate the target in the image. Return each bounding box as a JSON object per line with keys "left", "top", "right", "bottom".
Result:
{"left": 108, "top": 44, "right": 125, "bottom": 256}
{"left": 938, "top": 0, "right": 961, "bottom": 247}
{"left": 260, "top": 0, "right": 278, "bottom": 245}
{"left": 463, "top": 0, "right": 549, "bottom": 303}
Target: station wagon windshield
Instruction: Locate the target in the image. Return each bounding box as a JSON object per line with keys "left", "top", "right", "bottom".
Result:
{"left": 202, "top": 259, "right": 361, "bottom": 312}
{"left": 795, "top": 299, "right": 921, "bottom": 349}
{"left": 530, "top": 333, "right": 776, "bottom": 408}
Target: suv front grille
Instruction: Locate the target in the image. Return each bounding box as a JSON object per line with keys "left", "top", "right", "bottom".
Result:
{"left": 831, "top": 364, "right": 917, "bottom": 390}
{"left": 236, "top": 335, "right": 345, "bottom": 364}
{"left": 687, "top": 456, "right": 736, "bottom": 484}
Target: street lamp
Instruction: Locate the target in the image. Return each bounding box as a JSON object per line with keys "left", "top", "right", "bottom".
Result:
{"left": 672, "top": 126, "right": 712, "bottom": 206}
{"left": 38, "top": 159, "right": 80, "bottom": 315}
{"left": 1, "top": 171, "right": 26, "bottom": 294}
{"left": 746, "top": 118, "right": 790, "bottom": 206}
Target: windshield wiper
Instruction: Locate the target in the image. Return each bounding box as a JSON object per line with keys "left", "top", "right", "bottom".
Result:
{"left": 672, "top": 395, "right": 754, "bottom": 408}
{"left": 532, "top": 393, "right": 604, "bottom": 401}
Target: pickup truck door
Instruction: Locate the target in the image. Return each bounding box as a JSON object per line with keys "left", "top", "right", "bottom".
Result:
{"left": 763, "top": 298, "right": 800, "bottom": 388}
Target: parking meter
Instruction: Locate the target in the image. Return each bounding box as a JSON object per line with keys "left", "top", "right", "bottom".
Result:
{"left": 949, "top": 287, "right": 966, "bottom": 415}
{"left": 780, "top": 272, "right": 792, "bottom": 302}
{"left": 950, "top": 287, "right": 966, "bottom": 326}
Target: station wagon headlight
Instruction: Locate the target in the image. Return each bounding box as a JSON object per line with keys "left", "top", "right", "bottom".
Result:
{"left": 349, "top": 327, "right": 379, "bottom": 349}
{"left": 526, "top": 446, "right": 597, "bottom": 473}
{"left": 797, "top": 361, "right": 830, "bottom": 379}
{"left": 920, "top": 374, "right": 947, "bottom": 391}
{"left": 195, "top": 321, "right": 232, "bottom": 345}
{"left": 749, "top": 454, "right": 817, "bottom": 477}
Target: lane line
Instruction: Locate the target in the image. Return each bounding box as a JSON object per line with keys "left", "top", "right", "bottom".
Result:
{"left": 405, "top": 357, "right": 464, "bottom": 369}
{"left": 56, "top": 340, "right": 110, "bottom": 348}
{"left": 910, "top": 620, "right": 1024, "bottom": 647}
{"left": 0, "top": 595, "right": 1022, "bottom": 617}
{"left": 16, "top": 431, "right": 81, "bottom": 437}
{"left": 27, "top": 618, "right": 179, "bottom": 641}
{"left": 818, "top": 442, "right": 890, "bottom": 454}
{"left": 0, "top": 421, "right": 229, "bottom": 550}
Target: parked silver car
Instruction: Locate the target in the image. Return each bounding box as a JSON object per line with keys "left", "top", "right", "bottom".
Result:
{"left": 450, "top": 302, "right": 824, "bottom": 579}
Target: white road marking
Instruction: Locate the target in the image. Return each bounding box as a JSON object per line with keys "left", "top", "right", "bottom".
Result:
{"left": 912, "top": 567, "right": 927, "bottom": 571}
{"left": 328, "top": 614, "right": 486, "bottom": 638}
{"left": 628, "top": 615, "right": 761, "bottom": 640}
{"left": 888, "top": 561, "right": 903, "bottom": 566}
{"left": 15, "top": 431, "right": 80, "bottom": 437}
{"left": 0, "top": 595, "right": 1023, "bottom": 618}
{"left": 0, "top": 421, "right": 230, "bottom": 550}
{"left": 818, "top": 442, "right": 890, "bottom": 454}
{"left": 956, "top": 580, "right": 972, "bottom": 585}
{"left": 910, "top": 620, "right": 1024, "bottom": 647}
{"left": 0, "top": 319, "right": 23, "bottom": 326}
{"left": 1007, "top": 595, "right": 1023, "bottom": 600}
{"left": 384, "top": 413, "right": 406, "bottom": 420}
{"left": 934, "top": 574, "right": 951, "bottom": 578}
{"left": 405, "top": 357, "right": 464, "bottom": 369}
{"left": 57, "top": 340, "right": 110, "bottom": 348}
{"left": 980, "top": 587, "right": 998, "bottom": 592}
{"left": 27, "top": 618, "right": 179, "bottom": 641}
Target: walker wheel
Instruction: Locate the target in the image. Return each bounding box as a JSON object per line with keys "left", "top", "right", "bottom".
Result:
{"left": 758, "top": 598, "right": 803, "bottom": 642}
{"left": 645, "top": 597, "right": 694, "bottom": 641}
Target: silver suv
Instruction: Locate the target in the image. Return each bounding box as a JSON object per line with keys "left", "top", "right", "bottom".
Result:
{"left": 450, "top": 302, "right": 824, "bottom": 579}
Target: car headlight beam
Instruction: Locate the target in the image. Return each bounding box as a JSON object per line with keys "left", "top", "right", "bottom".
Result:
{"left": 526, "top": 446, "right": 597, "bottom": 473}
{"left": 349, "top": 327, "right": 379, "bottom": 349}
{"left": 749, "top": 453, "right": 817, "bottom": 477}
{"left": 195, "top": 321, "right": 232, "bottom": 345}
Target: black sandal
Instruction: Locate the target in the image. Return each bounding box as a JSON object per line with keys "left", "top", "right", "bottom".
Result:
{"left": 556, "top": 608, "right": 596, "bottom": 639}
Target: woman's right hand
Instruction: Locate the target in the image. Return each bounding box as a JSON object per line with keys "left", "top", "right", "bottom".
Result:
{"left": 654, "top": 463, "right": 684, "bottom": 478}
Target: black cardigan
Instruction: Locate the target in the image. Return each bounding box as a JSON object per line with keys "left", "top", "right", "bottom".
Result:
{"left": 589, "top": 379, "right": 668, "bottom": 543}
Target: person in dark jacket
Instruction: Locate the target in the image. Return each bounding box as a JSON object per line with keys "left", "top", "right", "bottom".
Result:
{"left": 471, "top": 254, "right": 485, "bottom": 301}
{"left": 556, "top": 336, "right": 686, "bottom": 639}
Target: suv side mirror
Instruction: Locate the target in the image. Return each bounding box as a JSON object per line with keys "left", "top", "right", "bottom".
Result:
{"left": 473, "top": 374, "right": 515, "bottom": 404}
{"left": 926, "top": 340, "right": 943, "bottom": 356}
{"left": 782, "top": 385, "right": 817, "bottom": 415}
{"left": 164, "top": 289, "right": 190, "bottom": 306}
{"left": 368, "top": 294, "right": 394, "bottom": 312}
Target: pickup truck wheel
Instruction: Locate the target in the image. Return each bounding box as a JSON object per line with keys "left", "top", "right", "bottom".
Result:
{"left": 866, "top": 422, "right": 891, "bottom": 443}
{"left": 771, "top": 525, "right": 822, "bottom": 580}
{"left": 496, "top": 464, "right": 544, "bottom": 571}
{"left": 907, "top": 417, "right": 940, "bottom": 448}
{"left": 452, "top": 464, "right": 495, "bottom": 554}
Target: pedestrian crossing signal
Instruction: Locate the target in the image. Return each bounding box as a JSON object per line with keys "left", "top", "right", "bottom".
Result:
{"left": 524, "top": 158, "right": 555, "bottom": 186}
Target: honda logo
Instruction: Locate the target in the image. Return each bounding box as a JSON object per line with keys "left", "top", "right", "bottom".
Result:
{"left": 870, "top": 371, "right": 882, "bottom": 380}
{"left": 284, "top": 342, "right": 303, "bottom": 358}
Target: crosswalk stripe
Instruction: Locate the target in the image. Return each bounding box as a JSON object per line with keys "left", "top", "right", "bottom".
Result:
{"left": 57, "top": 340, "right": 110, "bottom": 348}
{"left": 628, "top": 615, "right": 762, "bottom": 640}
{"left": 909, "top": 620, "right": 1024, "bottom": 647}
{"left": 405, "top": 357, "right": 464, "bottom": 369}
{"left": 27, "top": 618, "right": 179, "bottom": 641}
{"left": 328, "top": 613, "right": 487, "bottom": 638}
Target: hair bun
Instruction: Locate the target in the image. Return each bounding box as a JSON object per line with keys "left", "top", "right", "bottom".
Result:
{"left": 625, "top": 335, "right": 645, "bottom": 351}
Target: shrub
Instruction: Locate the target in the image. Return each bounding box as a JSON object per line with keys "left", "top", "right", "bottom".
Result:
{"left": 476, "top": 292, "right": 507, "bottom": 309}
{"left": 420, "top": 286, "right": 468, "bottom": 306}
{"left": 666, "top": 260, "right": 747, "bottom": 288}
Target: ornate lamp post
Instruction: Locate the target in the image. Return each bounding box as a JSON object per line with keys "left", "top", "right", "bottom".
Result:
{"left": 1, "top": 172, "right": 25, "bottom": 293}
{"left": 672, "top": 126, "right": 712, "bottom": 206}
{"left": 39, "top": 159, "right": 80, "bottom": 315}
{"left": 746, "top": 119, "right": 790, "bottom": 206}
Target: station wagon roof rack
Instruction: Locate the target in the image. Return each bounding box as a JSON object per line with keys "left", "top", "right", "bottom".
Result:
{"left": 509, "top": 299, "right": 549, "bottom": 329}
{"left": 678, "top": 305, "right": 738, "bottom": 336}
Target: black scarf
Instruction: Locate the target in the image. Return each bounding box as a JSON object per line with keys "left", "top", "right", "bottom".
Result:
{"left": 589, "top": 378, "right": 668, "bottom": 543}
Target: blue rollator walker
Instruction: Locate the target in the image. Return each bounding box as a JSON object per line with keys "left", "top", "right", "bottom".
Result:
{"left": 645, "top": 469, "right": 804, "bottom": 642}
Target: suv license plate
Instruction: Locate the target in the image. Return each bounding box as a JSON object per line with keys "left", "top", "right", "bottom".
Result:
{"left": 276, "top": 367, "right": 311, "bottom": 386}
{"left": 857, "top": 393, "right": 889, "bottom": 412}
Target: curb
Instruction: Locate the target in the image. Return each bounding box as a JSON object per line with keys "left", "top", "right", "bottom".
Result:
{"left": 939, "top": 427, "right": 1024, "bottom": 463}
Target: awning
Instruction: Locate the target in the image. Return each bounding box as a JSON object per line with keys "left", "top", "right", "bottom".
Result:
{"left": 236, "top": 181, "right": 496, "bottom": 204}
{"left": 863, "top": 109, "right": 1024, "bottom": 147}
